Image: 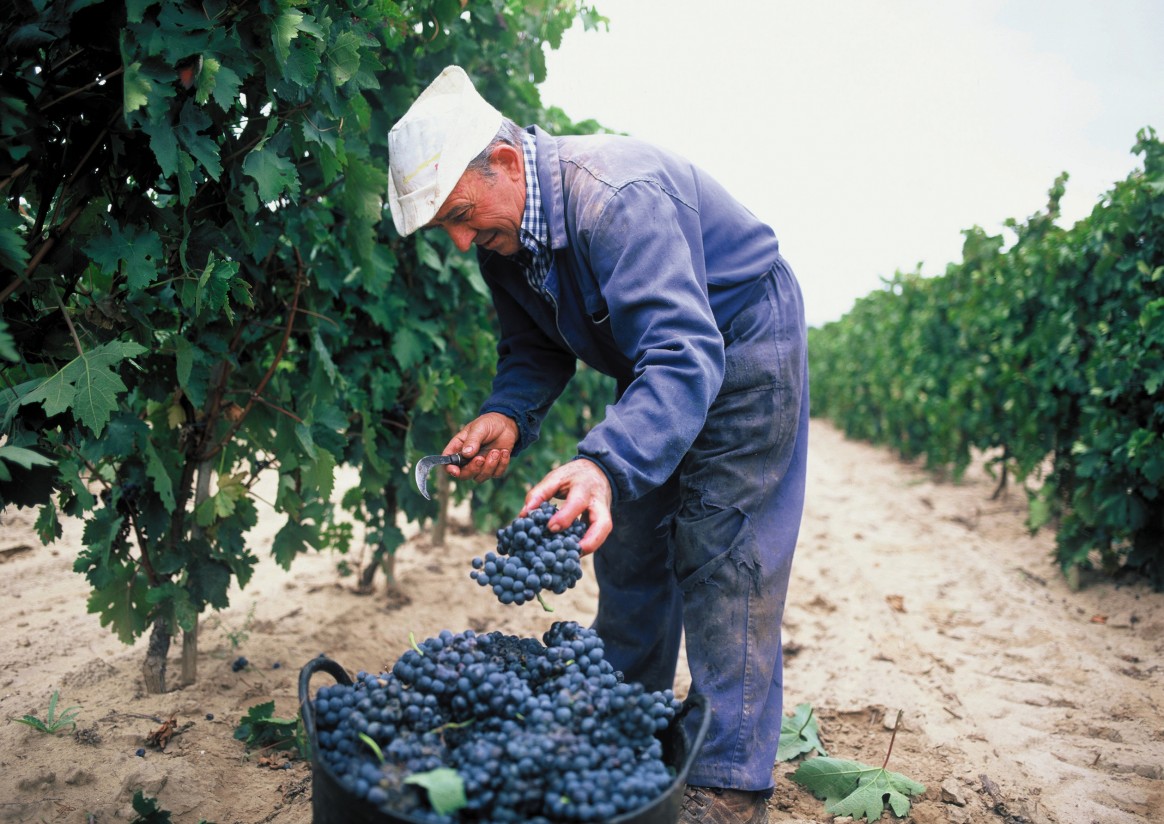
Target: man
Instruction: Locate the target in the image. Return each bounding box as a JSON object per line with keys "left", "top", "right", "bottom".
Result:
{"left": 388, "top": 65, "right": 808, "bottom": 824}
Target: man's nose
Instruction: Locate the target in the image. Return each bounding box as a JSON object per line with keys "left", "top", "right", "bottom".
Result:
{"left": 445, "top": 224, "right": 475, "bottom": 252}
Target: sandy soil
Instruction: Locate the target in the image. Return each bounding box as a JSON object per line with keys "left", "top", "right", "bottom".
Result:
{"left": 1, "top": 418, "right": 1161, "bottom": 824}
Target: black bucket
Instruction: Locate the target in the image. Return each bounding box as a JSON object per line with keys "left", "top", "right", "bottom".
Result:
{"left": 299, "top": 654, "right": 711, "bottom": 824}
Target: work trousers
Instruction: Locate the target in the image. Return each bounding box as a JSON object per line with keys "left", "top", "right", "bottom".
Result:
{"left": 592, "top": 256, "right": 809, "bottom": 791}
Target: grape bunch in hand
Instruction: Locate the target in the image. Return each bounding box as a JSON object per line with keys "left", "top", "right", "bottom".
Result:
{"left": 470, "top": 502, "right": 586, "bottom": 609}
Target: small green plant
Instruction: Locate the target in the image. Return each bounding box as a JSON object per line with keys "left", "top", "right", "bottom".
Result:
{"left": 224, "top": 602, "right": 257, "bottom": 649}
{"left": 234, "top": 700, "right": 308, "bottom": 758}
{"left": 14, "top": 690, "right": 80, "bottom": 735}
{"left": 129, "top": 791, "right": 213, "bottom": 824}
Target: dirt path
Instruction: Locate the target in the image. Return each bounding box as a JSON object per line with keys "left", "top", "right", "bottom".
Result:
{"left": 0, "top": 418, "right": 1160, "bottom": 823}
{"left": 778, "top": 422, "right": 1163, "bottom": 824}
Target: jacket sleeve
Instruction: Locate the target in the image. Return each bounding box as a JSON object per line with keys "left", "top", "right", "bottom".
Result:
{"left": 574, "top": 180, "right": 725, "bottom": 500}
{"left": 478, "top": 267, "right": 577, "bottom": 454}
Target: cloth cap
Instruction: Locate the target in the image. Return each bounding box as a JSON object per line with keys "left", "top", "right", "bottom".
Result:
{"left": 387, "top": 66, "right": 503, "bottom": 236}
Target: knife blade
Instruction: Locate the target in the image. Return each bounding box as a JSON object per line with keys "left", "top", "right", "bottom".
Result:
{"left": 414, "top": 453, "right": 467, "bottom": 500}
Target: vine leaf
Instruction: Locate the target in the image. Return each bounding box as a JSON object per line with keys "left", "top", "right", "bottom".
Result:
{"left": 791, "top": 757, "right": 925, "bottom": 821}
{"left": 233, "top": 700, "right": 306, "bottom": 756}
{"left": 85, "top": 222, "right": 163, "bottom": 292}
{"left": 122, "top": 61, "right": 152, "bottom": 113}
{"left": 130, "top": 790, "right": 172, "bottom": 824}
{"left": 20, "top": 341, "right": 148, "bottom": 436}
{"left": 777, "top": 702, "right": 828, "bottom": 761}
{"left": 243, "top": 144, "right": 301, "bottom": 203}
{"left": 326, "top": 30, "right": 363, "bottom": 86}
{"left": 85, "top": 560, "right": 150, "bottom": 644}
{"left": 195, "top": 472, "right": 247, "bottom": 526}
{"left": 144, "top": 440, "right": 176, "bottom": 512}
{"left": 270, "top": 9, "right": 306, "bottom": 66}
{"left": 0, "top": 207, "right": 30, "bottom": 275}
{"left": 405, "top": 767, "right": 467, "bottom": 816}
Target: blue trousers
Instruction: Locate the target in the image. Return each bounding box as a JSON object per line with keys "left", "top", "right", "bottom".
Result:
{"left": 592, "top": 257, "right": 808, "bottom": 791}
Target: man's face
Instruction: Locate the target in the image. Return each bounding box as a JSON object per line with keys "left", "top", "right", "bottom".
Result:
{"left": 426, "top": 145, "right": 525, "bottom": 257}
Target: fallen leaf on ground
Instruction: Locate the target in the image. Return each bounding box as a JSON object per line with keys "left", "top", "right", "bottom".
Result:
{"left": 791, "top": 756, "right": 926, "bottom": 820}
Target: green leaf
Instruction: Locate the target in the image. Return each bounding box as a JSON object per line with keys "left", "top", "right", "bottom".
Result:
{"left": 0, "top": 445, "right": 55, "bottom": 472}
{"left": 86, "top": 562, "right": 151, "bottom": 644}
{"left": 404, "top": 767, "right": 467, "bottom": 816}
{"left": 791, "top": 757, "right": 926, "bottom": 821}
{"left": 270, "top": 10, "right": 305, "bottom": 66}
{"left": 305, "top": 449, "right": 336, "bottom": 503}
{"left": 195, "top": 56, "right": 243, "bottom": 109}
{"left": 272, "top": 518, "right": 320, "bottom": 569}
{"left": 177, "top": 102, "right": 222, "bottom": 180}
{"left": 777, "top": 703, "right": 828, "bottom": 761}
{"left": 415, "top": 235, "right": 443, "bottom": 271}
{"left": 141, "top": 118, "right": 181, "bottom": 178}
{"left": 144, "top": 439, "right": 176, "bottom": 512}
{"left": 391, "top": 327, "right": 424, "bottom": 370}
{"left": 195, "top": 255, "right": 239, "bottom": 317}
{"left": 243, "top": 146, "right": 300, "bottom": 203}
{"left": 35, "top": 502, "right": 62, "bottom": 544}
{"left": 130, "top": 790, "right": 172, "bottom": 824}
{"left": 126, "top": 0, "right": 160, "bottom": 24}
{"left": 234, "top": 700, "right": 305, "bottom": 755}
{"left": 285, "top": 41, "right": 321, "bottom": 87}
{"left": 186, "top": 558, "right": 232, "bottom": 610}
{"left": 311, "top": 328, "right": 340, "bottom": 386}
{"left": 294, "top": 421, "right": 318, "bottom": 461}
{"left": 85, "top": 221, "right": 163, "bottom": 291}
{"left": 122, "top": 61, "right": 152, "bottom": 114}
{"left": 0, "top": 316, "right": 17, "bottom": 362}
{"left": 20, "top": 341, "right": 148, "bottom": 436}
{"left": 173, "top": 335, "right": 195, "bottom": 389}
{"left": 213, "top": 473, "right": 247, "bottom": 520}
{"left": 326, "top": 31, "right": 362, "bottom": 86}
{"left": 0, "top": 205, "right": 30, "bottom": 276}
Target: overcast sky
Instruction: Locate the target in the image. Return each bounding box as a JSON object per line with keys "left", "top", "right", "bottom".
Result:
{"left": 538, "top": 0, "right": 1164, "bottom": 327}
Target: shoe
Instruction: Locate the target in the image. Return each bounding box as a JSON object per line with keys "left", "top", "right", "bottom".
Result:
{"left": 679, "top": 785, "right": 770, "bottom": 824}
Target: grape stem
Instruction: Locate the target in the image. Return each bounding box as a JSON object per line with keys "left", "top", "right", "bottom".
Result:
{"left": 359, "top": 732, "right": 386, "bottom": 764}
{"left": 536, "top": 592, "right": 554, "bottom": 612}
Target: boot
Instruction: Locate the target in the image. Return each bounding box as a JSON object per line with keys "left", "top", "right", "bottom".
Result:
{"left": 679, "top": 785, "right": 770, "bottom": 824}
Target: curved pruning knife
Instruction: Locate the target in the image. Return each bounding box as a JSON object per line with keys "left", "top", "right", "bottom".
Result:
{"left": 413, "top": 453, "right": 467, "bottom": 500}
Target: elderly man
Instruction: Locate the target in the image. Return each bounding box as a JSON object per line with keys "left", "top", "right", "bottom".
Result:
{"left": 388, "top": 66, "right": 808, "bottom": 824}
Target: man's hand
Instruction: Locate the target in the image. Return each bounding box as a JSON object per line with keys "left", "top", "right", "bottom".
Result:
{"left": 521, "top": 458, "right": 612, "bottom": 554}
{"left": 444, "top": 412, "right": 519, "bottom": 482}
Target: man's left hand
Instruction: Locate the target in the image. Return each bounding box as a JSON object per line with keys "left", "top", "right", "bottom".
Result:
{"left": 522, "top": 458, "right": 612, "bottom": 554}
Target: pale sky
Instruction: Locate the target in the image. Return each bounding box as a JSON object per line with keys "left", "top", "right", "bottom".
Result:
{"left": 539, "top": 0, "right": 1164, "bottom": 327}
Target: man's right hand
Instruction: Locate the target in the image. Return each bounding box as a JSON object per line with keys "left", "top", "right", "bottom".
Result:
{"left": 443, "top": 412, "right": 519, "bottom": 483}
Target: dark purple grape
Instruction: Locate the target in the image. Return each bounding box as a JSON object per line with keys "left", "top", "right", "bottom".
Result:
{"left": 470, "top": 503, "right": 587, "bottom": 608}
{"left": 311, "top": 623, "right": 681, "bottom": 822}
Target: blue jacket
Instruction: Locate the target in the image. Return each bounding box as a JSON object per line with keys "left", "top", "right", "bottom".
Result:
{"left": 479, "top": 126, "right": 784, "bottom": 503}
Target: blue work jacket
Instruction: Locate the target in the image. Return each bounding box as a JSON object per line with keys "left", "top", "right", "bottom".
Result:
{"left": 478, "top": 126, "right": 784, "bottom": 503}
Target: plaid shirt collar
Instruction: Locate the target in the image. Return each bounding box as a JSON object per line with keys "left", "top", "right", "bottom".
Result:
{"left": 521, "top": 130, "right": 551, "bottom": 260}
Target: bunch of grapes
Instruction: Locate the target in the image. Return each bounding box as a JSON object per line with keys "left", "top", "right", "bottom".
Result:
{"left": 311, "top": 623, "right": 683, "bottom": 822}
{"left": 470, "top": 503, "right": 587, "bottom": 607}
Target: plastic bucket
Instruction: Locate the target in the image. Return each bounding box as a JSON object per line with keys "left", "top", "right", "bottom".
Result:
{"left": 299, "top": 654, "right": 711, "bottom": 824}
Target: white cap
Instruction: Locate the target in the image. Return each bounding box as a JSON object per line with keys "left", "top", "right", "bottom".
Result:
{"left": 387, "top": 66, "right": 504, "bottom": 236}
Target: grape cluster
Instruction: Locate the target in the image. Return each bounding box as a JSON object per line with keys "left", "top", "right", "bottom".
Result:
{"left": 311, "top": 622, "right": 683, "bottom": 822}
{"left": 470, "top": 503, "right": 586, "bottom": 606}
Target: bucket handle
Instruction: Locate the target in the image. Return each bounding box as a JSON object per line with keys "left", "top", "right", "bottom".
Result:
{"left": 298, "top": 655, "right": 353, "bottom": 745}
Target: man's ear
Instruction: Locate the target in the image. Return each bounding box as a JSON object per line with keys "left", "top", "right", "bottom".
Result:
{"left": 490, "top": 143, "right": 524, "bottom": 183}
